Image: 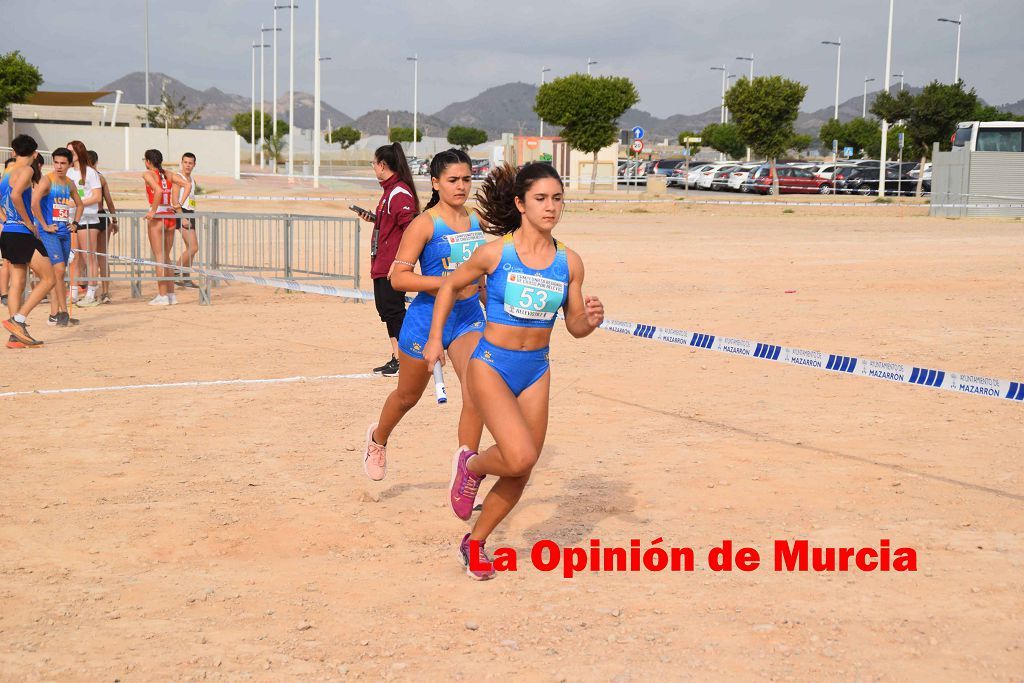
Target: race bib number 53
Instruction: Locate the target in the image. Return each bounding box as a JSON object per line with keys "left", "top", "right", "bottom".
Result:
{"left": 503, "top": 273, "right": 565, "bottom": 321}
{"left": 443, "top": 232, "right": 485, "bottom": 271}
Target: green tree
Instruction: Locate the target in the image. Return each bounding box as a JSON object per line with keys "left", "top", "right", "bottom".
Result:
{"left": 389, "top": 127, "right": 422, "bottom": 143}
{"left": 699, "top": 122, "right": 746, "bottom": 160}
{"left": 724, "top": 75, "right": 807, "bottom": 194}
{"left": 535, "top": 73, "right": 640, "bottom": 193}
{"left": 230, "top": 111, "right": 287, "bottom": 144}
{"left": 145, "top": 91, "right": 205, "bottom": 129}
{"left": 973, "top": 103, "right": 1023, "bottom": 122}
{"left": 326, "top": 125, "right": 361, "bottom": 149}
{"left": 873, "top": 80, "right": 978, "bottom": 196}
{"left": 675, "top": 130, "right": 699, "bottom": 154}
{"left": 0, "top": 50, "right": 43, "bottom": 124}
{"left": 447, "top": 125, "right": 488, "bottom": 150}
{"left": 263, "top": 132, "right": 286, "bottom": 164}
{"left": 789, "top": 133, "right": 813, "bottom": 156}
{"left": 819, "top": 117, "right": 885, "bottom": 158}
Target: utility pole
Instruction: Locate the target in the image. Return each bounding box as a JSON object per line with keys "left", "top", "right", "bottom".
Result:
{"left": 863, "top": 77, "right": 875, "bottom": 117}
{"left": 313, "top": 0, "right": 321, "bottom": 187}
{"left": 407, "top": 54, "right": 419, "bottom": 159}
{"left": 879, "top": 0, "right": 894, "bottom": 198}
{"left": 539, "top": 66, "right": 551, "bottom": 136}
{"left": 821, "top": 39, "right": 842, "bottom": 120}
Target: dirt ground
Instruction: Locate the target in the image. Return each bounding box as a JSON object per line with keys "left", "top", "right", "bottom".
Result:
{"left": 1, "top": 174, "right": 1022, "bottom": 681}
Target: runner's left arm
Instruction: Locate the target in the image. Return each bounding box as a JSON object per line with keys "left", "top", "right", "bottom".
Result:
{"left": 562, "top": 249, "right": 604, "bottom": 338}
{"left": 10, "top": 169, "right": 39, "bottom": 238}
{"left": 30, "top": 175, "right": 55, "bottom": 233}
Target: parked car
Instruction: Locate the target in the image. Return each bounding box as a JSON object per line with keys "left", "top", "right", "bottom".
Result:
{"left": 680, "top": 163, "right": 714, "bottom": 188}
{"left": 471, "top": 158, "right": 491, "bottom": 178}
{"left": 727, "top": 163, "right": 760, "bottom": 191}
{"left": 748, "top": 164, "right": 831, "bottom": 194}
{"left": 838, "top": 167, "right": 916, "bottom": 196}
{"left": 620, "top": 159, "right": 647, "bottom": 185}
{"left": 709, "top": 165, "right": 738, "bottom": 191}
{"left": 696, "top": 163, "right": 734, "bottom": 190}
{"left": 647, "top": 158, "right": 688, "bottom": 177}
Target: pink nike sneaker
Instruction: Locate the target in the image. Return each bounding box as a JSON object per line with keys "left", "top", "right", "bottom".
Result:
{"left": 449, "top": 446, "right": 485, "bottom": 520}
{"left": 362, "top": 423, "right": 387, "bottom": 481}
{"left": 459, "top": 532, "right": 496, "bottom": 581}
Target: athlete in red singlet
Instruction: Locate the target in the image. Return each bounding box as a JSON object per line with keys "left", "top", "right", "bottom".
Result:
{"left": 142, "top": 149, "right": 177, "bottom": 306}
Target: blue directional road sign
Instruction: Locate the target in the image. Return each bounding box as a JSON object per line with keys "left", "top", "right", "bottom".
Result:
{"left": 631, "top": 126, "right": 645, "bottom": 140}
{"left": 843, "top": 146, "right": 855, "bottom": 158}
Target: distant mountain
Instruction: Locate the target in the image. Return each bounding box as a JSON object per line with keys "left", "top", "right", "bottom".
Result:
{"left": 351, "top": 109, "right": 449, "bottom": 137}
{"left": 999, "top": 98, "right": 1024, "bottom": 116}
{"left": 432, "top": 82, "right": 543, "bottom": 138}
{"left": 86, "top": 72, "right": 1021, "bottom": 142}
{"left": 96, "top": 72, "right": 353, "bottom": 131}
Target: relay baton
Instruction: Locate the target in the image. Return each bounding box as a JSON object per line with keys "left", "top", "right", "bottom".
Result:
{"left": 433, "top": 362, "right": 448, "bottom": 404}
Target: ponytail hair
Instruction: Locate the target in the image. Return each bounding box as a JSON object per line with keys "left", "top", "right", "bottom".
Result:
{"left": 144, "top": 149, "right": 167, "bottom": 181}
{"left": 476, "top": 162, "right": 564, "bottom": 236}
{"left": 424, "top": 147, "right": 472, "bottom": 211}
{"left": 30, "top": 154, "right": 44, "bottom": 185}
{"left": 68, "top": 140, "right": 89, "bottom": 183}
{"left": 374, "top": 142, "right": 420, "bottom": 213}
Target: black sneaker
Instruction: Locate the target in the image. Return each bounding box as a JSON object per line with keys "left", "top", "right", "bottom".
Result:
{"left": 48, "top": 314, "right": 59, "bottom": 326}
{"left": 375, "top": 356, "right": 400, "bottom": 377}
{"left": 57, "top": 312, "right": 80, "bottom": 328}
{"left": 0, "top": 294, "right": 7, "bottom": 306}
{"left": 181, "top": 279, "right": 200, "bottom": 289}
{"left": 2, "top": 318, "right": 41, "bottom": 346}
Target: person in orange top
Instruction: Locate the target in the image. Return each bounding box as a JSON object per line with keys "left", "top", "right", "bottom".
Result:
{"left": 142, "top": 149, "right": 178, "bottom": 306}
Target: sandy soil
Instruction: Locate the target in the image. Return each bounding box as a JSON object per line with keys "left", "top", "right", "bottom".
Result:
{"left": 1, "top": 175, "right": 1022, "bottom": 681}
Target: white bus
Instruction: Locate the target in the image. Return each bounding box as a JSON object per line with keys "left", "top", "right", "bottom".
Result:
{"left": 951, "top": 121, "right": 1024, "bottom": 152}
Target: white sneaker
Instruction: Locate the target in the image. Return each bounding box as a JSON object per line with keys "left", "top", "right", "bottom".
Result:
{"left": 77, "top": 295, "right": 99, "bottom": 308}
{"left": 148, "top": 295, "right": 170, "bottom": 306}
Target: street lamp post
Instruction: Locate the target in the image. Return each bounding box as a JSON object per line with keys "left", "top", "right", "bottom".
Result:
{"left": 892, "top": 72, "right": 904, "bottom": 91}
{"left": 736, "top": 53, "right": 754, "bottom": 80}
{"left": 879, "top": 0, "right": 894, "bottom": 198}
{"left": 725, "top": 74, "right": 737, "bottom": 123}
{"left": 282, "top": 2, "right": 298, "bottom": 178}
{"left": 937, "top": 15, "right": 963, "bottom": 83}
{"left": 539, "top": 66, "right": 551, "bottom": 136}
{"left": 313, "top": 0, "right": 321, "bottom": 187}
{"left": 862, "top": 77, "right": 876, "bottom": 117}
{"left": 407, "top": 54, "right": 418, "bottom": 159}
{"left": 710, "top": 65, "right": 727, "bottom": 124}
{"left": 587, "top": 58, "right": 598, "bottom": 75}
{"left": 144, "top": 0, "right": 150, "bottom": 119}
{"left": 250, "top": 42, "right": 257, "bottom": 166}
{"left": 263, "top": 23, "right": 281, "bottom": 171}
{"left": 262, "top": 26, "right": 278, "bottom": 171}
{"left": 821, "top": 39, "right": 842, "bottom": 120}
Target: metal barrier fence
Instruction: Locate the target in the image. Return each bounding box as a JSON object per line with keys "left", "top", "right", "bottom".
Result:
{"left": 76, "top": 211, "right": 359, "bottom": 304}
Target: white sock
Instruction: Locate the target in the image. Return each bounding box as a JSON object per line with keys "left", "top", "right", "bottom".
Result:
{"left": 86, "top": 286, "right": 96, "bottom": 298}
{"left": 13, "top": 314, "right": 26, "bottom": 323}
{"left": 168, "top": 293, "right": 177, "bottom": 304}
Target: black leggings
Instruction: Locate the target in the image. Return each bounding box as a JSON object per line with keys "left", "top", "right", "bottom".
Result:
{"left": 373, "top": 277, "right": 407, "bottom": 339}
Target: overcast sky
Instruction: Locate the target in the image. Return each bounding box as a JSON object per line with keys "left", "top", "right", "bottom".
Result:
{"left": 8, "top": 0, "right": 1022, "bottom": 117}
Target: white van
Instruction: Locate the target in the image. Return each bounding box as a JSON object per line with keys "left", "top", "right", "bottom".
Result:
{"left": 951, "top": 121, "right": 1024, "bottom": 152}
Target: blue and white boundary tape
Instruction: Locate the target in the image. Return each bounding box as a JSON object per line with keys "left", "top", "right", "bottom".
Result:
{"left": 79, "top": 250, "right": 1021, "bottom": 404}
{"left": 599, "top": 318, "right": 1023, "bottom": 404}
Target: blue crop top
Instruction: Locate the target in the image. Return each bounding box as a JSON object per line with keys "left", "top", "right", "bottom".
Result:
{"left": 418, "top": 208, "right": 486, "bottom": 278}
{"left": 485, "top": 233, "right": 570, "bottom": 329}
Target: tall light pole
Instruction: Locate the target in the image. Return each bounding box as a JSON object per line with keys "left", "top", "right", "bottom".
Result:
{"left": 539, "top": 66, "right": 551, "bottom": 136}
{"left": 270, "top": 6, "right": 286, "bottom": 172}
{"left": 863, "top": 77, "right": 876, "bottom": 117}
{"left": 891, "top": 71, "right": 904, "bottom": 91}
{"left": 407, "top": 54, "right": 418, "bottom": 159}
{"left": 250, "top": 42, "right": 257, "bottom": 166}
{"left": 259, "top": 24, "right": 275, "bottom": 168}
{"left": 710, "top": 65, "right": 727, "bottom": 124}
{"left": 144, "top": 0, "right": 150, "bottom": 119}
{"left": 284, "top": 2, "right": 298, "bottom": 178}
{"left": 313, "top": 0, "right": 321, "bottom": 187}
{"left": 821, "top": 39, "right": 842, "bottom": 120}
{"left": 725, "top": 74, "right": 737, "bottom": 123}
{"left": 879, "top": 0, "right": 894, "bottom": 198}
{"left": 736, "top": 53, "right": 754, "bottom": 80}
{"left": 937, "top": 15, "right": 963, "bottom": 83}
{"left": 587, "top": 58, "right": 598, "bottom": 75}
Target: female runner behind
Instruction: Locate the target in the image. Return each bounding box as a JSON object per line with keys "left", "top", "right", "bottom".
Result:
{"left": 88, "top": 150, "right": 118, "bottom": 304}
{"left": 361, "top": 148, "right": 487, "bottom": 482}
{"left": 424, "top": 162, "right": 605, "bottom": 580}
{"left": 142, "top": 149, "right": 178, "bottom": 306}
{"left": 65, "top": 140, "right": 103, "bottom": 306}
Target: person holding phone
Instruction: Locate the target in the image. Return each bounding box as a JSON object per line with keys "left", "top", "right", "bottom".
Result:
{"left": 365, "top": 142, "right": 419, "bottom": 377}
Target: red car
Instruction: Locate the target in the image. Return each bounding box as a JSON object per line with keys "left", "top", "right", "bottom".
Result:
{"left": 750, "top": 165, "right": 830, "bottom": 195}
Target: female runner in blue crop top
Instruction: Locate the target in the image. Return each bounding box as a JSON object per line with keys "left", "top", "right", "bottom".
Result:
{"left": 424, "top": 162, "right": 604, "bottom": 580}
{"left": 361, "top": 149, "right": 487, "bottom": 483}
